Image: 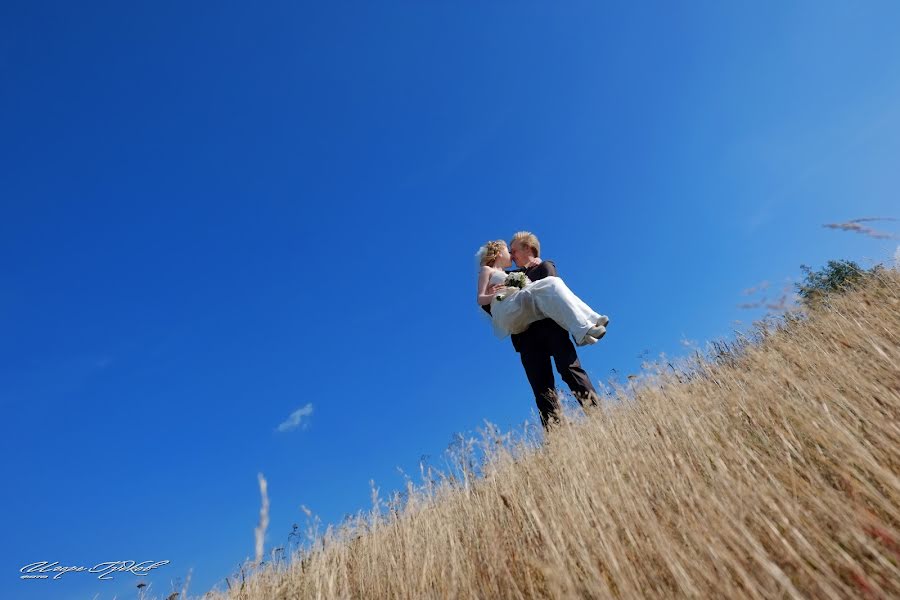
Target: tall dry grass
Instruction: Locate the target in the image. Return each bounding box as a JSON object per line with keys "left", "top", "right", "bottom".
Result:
{"left": 197, "top": 270, "right": 899, "bottom": 599}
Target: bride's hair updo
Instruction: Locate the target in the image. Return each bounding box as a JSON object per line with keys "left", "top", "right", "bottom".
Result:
{"left": 476, "top": 240, "right": 507, "bottom": 267}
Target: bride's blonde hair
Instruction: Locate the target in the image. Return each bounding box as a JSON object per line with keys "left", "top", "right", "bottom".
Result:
{"left": 476, "top": 240, "right": 507, "bottom": 267}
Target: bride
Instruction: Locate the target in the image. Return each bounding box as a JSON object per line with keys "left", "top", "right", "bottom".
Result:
{"left": 476, "top": 240, "right": 609, "bottom": 346}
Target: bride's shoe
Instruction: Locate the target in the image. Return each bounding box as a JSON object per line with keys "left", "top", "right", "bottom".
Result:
{"left": 596, "top": 315, "right": 609, "bottom": 327}
{"left": 577, "top": 334, "right": 598, "bottom": 347}
{"left": 577, "top": 325, "right": 606, "bottom": 346}
{"left": 587, "top": 325, "right": 607, "bottom": 340}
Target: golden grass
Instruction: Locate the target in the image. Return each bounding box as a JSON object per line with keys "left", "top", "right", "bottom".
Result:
{"left": 197, "top": 270, "right": 899, "bottom": 599}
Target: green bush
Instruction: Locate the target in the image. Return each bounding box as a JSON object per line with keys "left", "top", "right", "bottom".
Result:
{"left": 796, "top": 259, "right": 881, "bottom": 305}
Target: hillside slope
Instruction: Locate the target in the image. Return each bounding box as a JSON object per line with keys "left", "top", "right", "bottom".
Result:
{"left": 204, "top": 270, "right": 899, "bottom": 599}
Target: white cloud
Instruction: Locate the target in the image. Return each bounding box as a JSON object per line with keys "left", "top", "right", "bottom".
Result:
{"left": 276, "top": 403, "right": 314, "bottom": 432}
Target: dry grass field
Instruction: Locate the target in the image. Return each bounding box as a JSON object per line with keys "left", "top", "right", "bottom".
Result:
{"left": 192, "top": 269, "right": 899, "bottom": 599}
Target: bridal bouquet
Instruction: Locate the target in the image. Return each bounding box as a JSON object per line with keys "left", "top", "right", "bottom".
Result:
{"left": 505, "top": 272, "right": 531, "bottom": 289}
{"left": 496, "top": 272, "right": 531, "bottom": 302}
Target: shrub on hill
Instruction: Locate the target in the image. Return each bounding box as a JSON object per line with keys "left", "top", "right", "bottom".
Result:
{"left": 796, "top": 259, "right": 884, "bottom": 306}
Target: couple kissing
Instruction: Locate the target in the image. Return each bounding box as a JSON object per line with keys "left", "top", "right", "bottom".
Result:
{"left": 476, "top": 231, "right": 609, "bottom": 430}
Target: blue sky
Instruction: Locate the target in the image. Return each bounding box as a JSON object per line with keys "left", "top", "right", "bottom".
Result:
{"left": 3, "top": 2, "right": 900, "bottom": 599}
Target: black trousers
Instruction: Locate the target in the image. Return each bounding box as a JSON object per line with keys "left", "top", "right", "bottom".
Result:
{"left": 520, "top": 340, "right": 599, "bottom": 430}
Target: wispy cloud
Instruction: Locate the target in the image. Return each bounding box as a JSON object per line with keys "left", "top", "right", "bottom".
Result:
{"left": 822, "top": 217, "right": 897, "bottom": 240}
{"left": 738, "top": 279, "right": 797, "bottom": 312}
{"left": 276, "top": 403, "right": 314, "bottom": 432}
{"left": 741, "top": 281, "right": 770, "bottom": 297}
{"left": 679, "top": 336, "right": 698, "bottom": 349}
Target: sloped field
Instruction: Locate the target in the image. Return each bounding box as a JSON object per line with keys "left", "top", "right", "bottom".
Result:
{"left": 203, "top": 270, "right": 900, "bottom": 599}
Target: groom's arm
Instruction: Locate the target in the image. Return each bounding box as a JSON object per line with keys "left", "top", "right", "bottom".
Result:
{"left": 531, "top": 260, "right": 557, "bottom": 280}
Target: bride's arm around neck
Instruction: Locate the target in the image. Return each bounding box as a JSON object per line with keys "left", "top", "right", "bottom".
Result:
{"left": 477, "top": 265, "right": 499, "bottom": 306}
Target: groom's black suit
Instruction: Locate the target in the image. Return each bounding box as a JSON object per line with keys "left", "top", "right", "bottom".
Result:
{"left": 497, "top": 260, "right": 600, "bottom": 429}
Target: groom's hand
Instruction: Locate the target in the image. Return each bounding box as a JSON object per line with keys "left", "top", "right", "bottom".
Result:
{"left": 488, "top": 284, "right": 506, "bottom": 294}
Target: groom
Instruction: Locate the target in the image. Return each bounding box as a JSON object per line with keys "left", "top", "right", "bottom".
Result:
{"left": 506, "top": 231, "right": 601, "bottom": 430}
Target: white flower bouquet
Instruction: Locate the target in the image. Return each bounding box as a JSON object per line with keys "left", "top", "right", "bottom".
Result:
{"left": 505, "top": 272, "right": 531, "bottom": 289}
{"left": 496, "top": 272, "right": 531, "bottom": 301}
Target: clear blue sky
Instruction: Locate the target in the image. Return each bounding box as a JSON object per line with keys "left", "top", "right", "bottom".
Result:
{"left": 3, "top": 2, "right": 899, "bottom": 599}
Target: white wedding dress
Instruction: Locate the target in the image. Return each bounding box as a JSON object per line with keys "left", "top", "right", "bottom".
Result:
{"left": 487, "top": 269, "right": 605, "bottom": 342}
